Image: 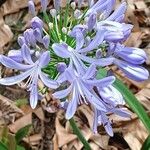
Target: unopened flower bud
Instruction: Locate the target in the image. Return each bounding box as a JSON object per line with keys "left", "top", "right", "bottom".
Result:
{"left": 34, "top": 28, "right": 43, "bottom": 43}
{"left": 54, "top": 0, "right": 60, "bottom": 11}
{"left": 74, "top": 9, "right": 82, "bottom": 19}
{"left": 43, "top": 35, "right": 50, "bottom": 49}
{"left": 28, "top": 0, "right": 36, "bottom": 16}
{"left": 18, "top": 36, "right": 26, "bottom": 46}
{"left": 35, "top": 51, "right": 40, "bottom": 58}
{"left": 50, "top": 9, "right": 57, "bottom": 18}
{"left": 31, "top": 17, "right": 43, "bottom": 31}
{"left": 62, "top": 27, "right": 67, "bottom": 34}
{"left": 71, "top": 2, "right": 76, "bottom": 10}
{"left": 57, "top": 62, "right": 67, "bottom": 73}
{"left": 57, "top": 15, "right": 60, "bottom": 21}
{"left": 96, "top": 49, "right": 102, "bottom": 58}
{"left": 40, "top": 0, "right": 48, "bottom": 12}
{"left": 49, "top": 22, "right": 53, "bottom": 29}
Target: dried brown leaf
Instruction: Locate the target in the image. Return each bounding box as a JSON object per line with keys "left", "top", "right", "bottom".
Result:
{"left": 8, "top": 113, "right": 32, "bottom": 133}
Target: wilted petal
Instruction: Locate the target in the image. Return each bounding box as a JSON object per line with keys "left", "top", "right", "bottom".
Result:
{"left": 0, "top": 55, "right": 33, "bottom": 70}
{"left": 39, "top": 71, "right": 59, "bottom": 89}
{"left": 21, "top": 44, "right": 34, "bottom": 64}
{"left": 114, "top": 59, "right": 149, "bottom": 81}
{"left": 52, "top": 43, "right": 70, "bottom": 58}
{"left": 0, "top": 68, "right": 33, "bottom": 85}
{"left": 52, "top": 84, "right": 73, "bottom": 99}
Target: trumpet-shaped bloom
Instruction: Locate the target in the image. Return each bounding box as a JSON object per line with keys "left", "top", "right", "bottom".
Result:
{"left": 0, "top": 44, "right": 58, "bottom": 109}
{"left": 53, "top": 63, "right": 115, "bottom": 119}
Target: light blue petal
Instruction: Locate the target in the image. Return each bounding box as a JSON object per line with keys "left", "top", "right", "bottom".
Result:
{"left": 78, "top": 30, "right": 105, "bottom": 53}
{"left": 65, "top": 87, "right": 78, "bottom": 119}
{"left": 0, "top": 55, "right": 33, "bottom": 70}
{"left": 52, "top": 43, "right": 70, "bottom": 58}
{"left": 85, "top": 76, "right": 115, "bottom": 87}
{"left": 39, "top": 70, "right": 59, "bottom": 89}
{"left": 38, "top": 51, "right": 50, "bottom": 68}
{"left": 77, "top": 53, "right": 114, "bottom": 66}
{"left": 30, "top": 83, "right": 38, "bottom": 109}
{"left": 52, "top": 84, "right": 73, "bottom": 99}
{"left": 112, "top": 108, "right": 130, "bottom": 118}
{"left": 106, "top": 2, "right": 127, "bottom": 21}
{"left": 114, "top": 59, "right": 149, "bottom": 81}
{"left": 115, "top": 46, "right": 147, "bottom": 65}
{"left": 0, "top": 68, "right": 34, "bottom": 85}
{"left": 21, "top": 44, "right": 34, "bottom": 64}
{"left": 101, "top": 113, "right": 113, "bottom": 136}
{"left": 75, "top": 30, "right": 84, "bottom": 50}
{"left": 83, "top": 64, "right": 97, "bottom": 80}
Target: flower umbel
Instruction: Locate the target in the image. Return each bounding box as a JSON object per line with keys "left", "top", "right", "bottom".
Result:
{"left": 0, "top": 0, "right": 149, "bottom": 137}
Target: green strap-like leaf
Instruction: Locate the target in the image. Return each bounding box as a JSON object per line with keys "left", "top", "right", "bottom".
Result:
{"left": 141, "top": 135, "right": 150, "bottom": 150}
{"left": 16, "top": 145, "right": 25, "bottom": 150}
{"left": 0, "top": 141, "right": 8, "bottom": 150}
{"left": 15, "top": 124, "right": 32, "bottom": 144}
{"left": 97, "top": 69, "right": 150, "bottom": 133}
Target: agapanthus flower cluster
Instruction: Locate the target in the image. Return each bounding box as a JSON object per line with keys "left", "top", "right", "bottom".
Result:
{"left": 0, "top": 0, "right": 149, "bottom": 136}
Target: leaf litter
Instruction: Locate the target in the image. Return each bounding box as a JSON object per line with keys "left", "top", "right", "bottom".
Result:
{"left": 0, "top": 0, "right": 150, "bottom": 149}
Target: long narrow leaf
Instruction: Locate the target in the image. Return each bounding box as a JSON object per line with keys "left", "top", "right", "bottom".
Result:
{"left": 15, "top": 125, "right": 32, "bottom": 144}
{"left": 0, "top": 141, "right": 8, "bottom": 150}
{"left": 141, "top": 135, "right": 150, "bottom": 150}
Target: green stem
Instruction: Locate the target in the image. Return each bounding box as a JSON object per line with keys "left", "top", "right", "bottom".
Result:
{"left": 69, "top": 118, "right": 91, "bottom": 150}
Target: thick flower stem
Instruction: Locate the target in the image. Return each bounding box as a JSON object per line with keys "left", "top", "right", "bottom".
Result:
{"left": 69, "top": 118, "right": 91, "bottom": 150}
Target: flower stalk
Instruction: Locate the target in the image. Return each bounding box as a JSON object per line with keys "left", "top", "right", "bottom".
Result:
{"left": 69, "top": 118, "right": 91, "bottom": 150}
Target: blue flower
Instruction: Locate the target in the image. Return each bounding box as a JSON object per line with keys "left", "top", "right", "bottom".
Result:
{"left": 0, "top": 44, "right": 58, "bottom": 109}
{"left": 53, "top": 63, "right": 115, "bottom": 119}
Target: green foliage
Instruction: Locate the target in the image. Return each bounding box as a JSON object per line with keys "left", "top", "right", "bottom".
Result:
{"left": 141, "top": 135, "right": 150, "bottom": 150}
{"left": 0, "top": 124, "right": 31, "bottom": 150}
{"left": 15, "top": 124, "right": 32, "bottom": 143}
